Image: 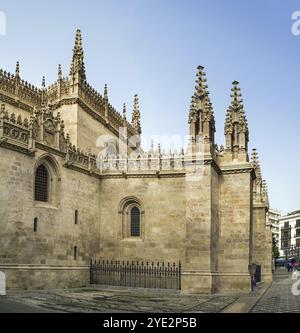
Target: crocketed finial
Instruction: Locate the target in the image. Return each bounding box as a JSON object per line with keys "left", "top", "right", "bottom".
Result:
{"left": 41, "top": 76, "right": 46, "bottom": 88}
{"left": 58, "top": 64, "right": 62, "bottom": 79}
{"left": 194, "top": 65, "right": 208, "bottom": 99}
{"left": 131, "top": 94, "right": 141, "bottom": 133}
{"left": 104, "top": 84, "right": 108, "bottom": 100}
{"left": 70, "top": 29, "right": 86, "bottom": 80}
{"left": 15, "top": 61, "right": 20, "bottom": 76}
{"left": 122, "top": 103, "right": 127, "bottom": 126}
{"left": 251, "top": 148, "right": 262, "bottom": 180}
{"left": 230, "top": 81, "right": 243, "bottom": 108}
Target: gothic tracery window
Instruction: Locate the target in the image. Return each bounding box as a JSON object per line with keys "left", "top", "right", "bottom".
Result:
{"left": 34, "top": 155, "right": 60, "bottom": 206}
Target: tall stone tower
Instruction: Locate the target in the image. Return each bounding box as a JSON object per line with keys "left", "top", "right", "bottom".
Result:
{"left": 183, "top": 66, "right": 220, "bottom": 293}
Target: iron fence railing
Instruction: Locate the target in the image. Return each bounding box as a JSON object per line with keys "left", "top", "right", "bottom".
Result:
{"left": 90, "top": 260, "right": 181, "bottom": 290}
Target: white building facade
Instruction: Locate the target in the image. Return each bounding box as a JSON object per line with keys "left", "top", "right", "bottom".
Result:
{"left": 267, "top": 209, "right": 281, "bottom": 247}
{"left": 279, "top": 210, "right": 300, "bottom": 257}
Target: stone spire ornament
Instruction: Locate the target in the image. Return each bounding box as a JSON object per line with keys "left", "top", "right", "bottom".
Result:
{"left": 194, "top": 65, "right": 208, "bottom": 99}
{"left": 103, "top": 84, "right": 109, "bottom": 121}
{"left": 104, "top": 84, "right": 108, "bottom": 101}
{"left": 70, "top": 29, "right": 86, "bottom": 82}
{"left": 131, "top": 94, "right": 141, "bottom": 134}
{"left": 122, "top": 103, "right": 127, "bottom": 126}
{"left": 224, "top": 81, "right": 249, "bottom": 159}
{"left": 41, "top": 76, "right": 46, "bottom": 89}
{"left": 58, "top": 64, "right": 62, "bottom": 80}
{"left": 188, "top": 66, "right": 215, "bottom": 151}
{"left": 15, "top": 61, "right": 20, "bottom": 77}
{"left": 14, "top": 61, "right": 20, "bottom": 96}
{"left": 251, "top": 148, "right": 262, "bottom": 180}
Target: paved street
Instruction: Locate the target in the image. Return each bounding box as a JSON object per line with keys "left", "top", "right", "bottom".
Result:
{"left": 251, "top": 270, "right": 300, "bottom": 313}
{"left": 1, "top": 272, "right": 299, "bottom": 313}
{"left": 0, "top": 297, "right": 60, "bottom": 313}
{"left": 1, "top": 288, "right": 238, "bottom": 313}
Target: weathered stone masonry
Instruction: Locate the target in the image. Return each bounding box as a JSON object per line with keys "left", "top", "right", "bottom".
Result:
{"left": 0, "top": 30, "right": 272, "bottom": 293}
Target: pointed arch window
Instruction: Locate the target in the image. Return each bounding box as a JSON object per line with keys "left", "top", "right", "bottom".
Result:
{"left": 34, "top": 164, "right": 49, "bottom": 202}
{"left": 130, "top": 207, "right": 140, "bottom": 237}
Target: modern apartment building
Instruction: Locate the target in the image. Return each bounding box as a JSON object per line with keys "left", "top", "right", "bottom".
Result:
{"left": 279, "top": 210, "right": 300, "bottom": 256}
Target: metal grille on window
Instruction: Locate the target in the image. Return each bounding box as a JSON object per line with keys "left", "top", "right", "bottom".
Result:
{"left": 130, "top": 207, "right": 140, "bottom": 236}
{"left": 34, "top": 164, "right": 49, "bottom": 202}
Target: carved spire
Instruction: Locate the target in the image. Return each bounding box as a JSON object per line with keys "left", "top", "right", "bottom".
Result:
{"left": 58, "top": 64, "right": 62, "bottom": 80}
{"left": 104, "top": 84, "right": 108, "bottom": 101}
{"left": 41, "top": 76, "right": 46, "bottom": 89}
{"left": 122, "top": 103, "right": 127, "bottom": 126}
{"left": 131, "top": 94, "right": 141, "bottom": 134}
{"left": 41, "top": 76, "right": 47, "bottom": 106}
{"left": 262, "top": 179, "right": 269, "bottom": 206}
{"left": 194, "top": 65, "right": 208, "bottom": 99}
{"left": 103, "top": 84, "right": 109, "bottom": 121}
{"left": 224, "top": 81, "right": 249, "bottom": 159}
{"left": 251, "top": 148, "right": 262, "bottom": 180}
{"left": 15, "top": 61, "right": 20, "bottom": 77}
{"left": 14, "top": 61, "right": 20, "bottom": 96}
{"left": 188, "top": 66, "right": 215, "bottom": 149}
{"left": 70, "top": 29, "right": 86, "bottom": 82}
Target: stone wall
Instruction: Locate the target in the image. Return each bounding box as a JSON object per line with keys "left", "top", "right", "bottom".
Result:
{"left": 217, "top": 170, "right": 253, "bottom": 292}
{"left": 98, "top": 176, "right": 186, "bottom": 263}
{"left": 0, "top": 147, "right": 101, "bottom": 289}
{"left": 252, "top": 205, "right": 273, "bottom": 283}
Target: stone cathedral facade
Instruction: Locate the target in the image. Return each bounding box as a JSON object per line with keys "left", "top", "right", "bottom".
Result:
{"left": 0, "top": 30, "right": 272, "bottom": 293}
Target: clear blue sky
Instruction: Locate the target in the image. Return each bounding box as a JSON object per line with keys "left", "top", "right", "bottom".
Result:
{"left": 0, "top": 0, "right": 299, "bottom": 214}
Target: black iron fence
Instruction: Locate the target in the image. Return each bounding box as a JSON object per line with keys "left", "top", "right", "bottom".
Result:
{"left": 90, "top": 260, "right": 181, "bottom": 290}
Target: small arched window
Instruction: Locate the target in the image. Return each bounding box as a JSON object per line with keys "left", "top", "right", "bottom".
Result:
{"left": 130, "top": 207, "right": 140, "bottom": 237}
{"left": 33, "top": 218, "right": 38, "bottom": 232}
{"left": 119, "top": 197, "right": 144, "bottom": 239}
{"left": 75, "top": 210, "right": 79, "bottom": 225}
{"left": 74, "top": 246, "right": 78, "bottom": 260}
{"left": 34, "top": 164, "right": 49, "bottom": 202}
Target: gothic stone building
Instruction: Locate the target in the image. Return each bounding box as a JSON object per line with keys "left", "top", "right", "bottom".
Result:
{"left": 0, "top": 30, "right": 272, "bottom": 293}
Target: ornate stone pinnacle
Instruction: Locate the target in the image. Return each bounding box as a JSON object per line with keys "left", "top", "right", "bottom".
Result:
{"left": 251, "top": 148, "right": 262, "bottom": 178}
{"left": 224, "top": 80, "right": 249, "bottom": 154}
{"left": 230, "top": 80, "right": 243, "bottom": 106}
{"left": 58, "top": 64, "right": 62, "bottom": 79}
{"left": 195, "top": 65, "right": 208, "bottom": 99}
{"left": 104, "top": 84, "right": 108, "bottom": 100}
{"left": 262, "top": 180, "right": 269, "bottom": 195}
{"left": 122, "top": 103, "right": 127, "bottom": 125}
{"left": 251, "top": 148, "right": 258, "bottom": 164}
{"left": 41, "top": 76, "right": 46, "bottom": 88}
{"left": 70, "top": 29, "right": 86, "bottom": 80}
{"left": 188, "top": 95, "right": 197, "bottom": 124}
{"left": 15, "top": 61, "right": 20, "bottom": 76}
{"left": 74, "top": 29, "right": 83, "bottom": 50}
{"left": 131, "top": 94, "right": 141, "bottom": 133}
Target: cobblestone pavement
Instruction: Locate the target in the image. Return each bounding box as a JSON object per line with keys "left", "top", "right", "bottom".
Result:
{"left": 3, "top": 288, "right": 238, "bottom": 313}
{"left": 251, "top": 272, "right": 300, "bottom": 313}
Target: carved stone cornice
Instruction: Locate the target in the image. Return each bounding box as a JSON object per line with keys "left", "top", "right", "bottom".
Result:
{"left": 0, "top": 138, "right": 34, "bottom": 156}
{"left": 204, "top": 159, "right": 222, "bottom": 175}
{"left": 53, "top": 97, "right": 137, "bottom": 139}
{"left": 221, "top": 164, "right": 255, "bottom": 178}
{"left": 100, "top": 171, "right": 185, "bottom": 179}
{"left": 63, "top": 162, "right": 101, "bottom": 179}
{"left": 35, "top": 142, "right": 66, "bottom": 158}
{"left": 0, "top": 92, "right": 34, "bottom": 113}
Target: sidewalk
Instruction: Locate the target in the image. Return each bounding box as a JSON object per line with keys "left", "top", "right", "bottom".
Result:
{"left": 221, "top": 282, "right": 271, "bottom": 313}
